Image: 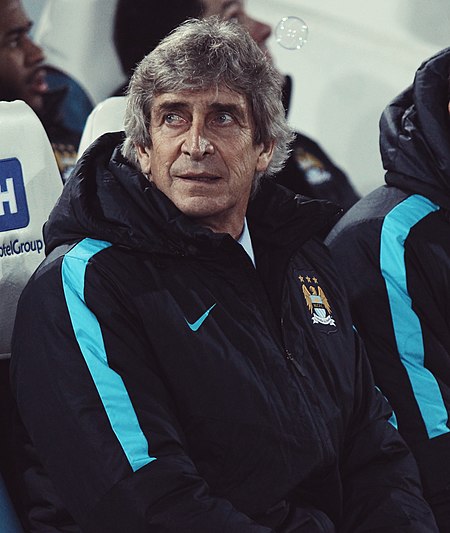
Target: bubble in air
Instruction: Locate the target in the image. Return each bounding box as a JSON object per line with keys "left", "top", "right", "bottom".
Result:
{"left": 275, "top": 16, "right": 309, "bottom": 50}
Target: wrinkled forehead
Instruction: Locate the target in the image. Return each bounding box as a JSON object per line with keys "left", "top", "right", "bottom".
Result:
{"left": 151, "top": 75, "right": 253, "bottom": 107}
{"left": 151, "top": 86, "right": 251, "bottom": 115}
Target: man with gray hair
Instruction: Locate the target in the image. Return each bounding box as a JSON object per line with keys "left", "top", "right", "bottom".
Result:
{"left": 112, "top": 0, "right": 360, "bottom": 211}
{"left": 11, "top": 18, "right": 437, "bottom": 532}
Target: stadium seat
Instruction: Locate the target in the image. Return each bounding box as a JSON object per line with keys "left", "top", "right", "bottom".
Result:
{"left": 78, "top": 96, "right": 126, "bottom": 158}
{"left": 0, "top": 99, "right": 61, "bottom": 531}
{"left": 0, "top": 101, "right": 63, "bottom": 359}
{"left": 34, "top": 0, "right": 126, "bottom": 106}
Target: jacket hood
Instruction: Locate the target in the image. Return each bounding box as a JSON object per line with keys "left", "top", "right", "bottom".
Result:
{"left": 380, "top": 46, "right": 450, "bottom": 208}
{"left": 44, "top": 132, "right": 340, "bottom": 256}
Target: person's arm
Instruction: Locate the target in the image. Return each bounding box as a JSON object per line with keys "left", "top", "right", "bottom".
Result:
{"left": 10, "top": 251, "right": 272, "bottom": 533}
{"left": 339, "top": 333, "right": 438, "bottom": 532}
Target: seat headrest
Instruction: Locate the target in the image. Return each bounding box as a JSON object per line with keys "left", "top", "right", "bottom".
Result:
{"left": 0, "top": 101, "right": 63, "bottom": 358}
{"left": 78, "top": 96, "right": 127, "bottom": 159}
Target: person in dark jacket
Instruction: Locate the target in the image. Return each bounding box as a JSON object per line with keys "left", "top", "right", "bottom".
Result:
{"left": 10, "top": 18, "right": 437, "bottom": 533}
{"left": 112, "top": 0, "right": 360, "bottom": 210}
{"left": 326, "top": 47, "right": 450, "bottom": 531}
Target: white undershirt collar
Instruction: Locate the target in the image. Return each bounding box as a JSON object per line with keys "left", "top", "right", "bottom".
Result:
{"left": 237, "top": 218, "right": 255, "bottom": 267}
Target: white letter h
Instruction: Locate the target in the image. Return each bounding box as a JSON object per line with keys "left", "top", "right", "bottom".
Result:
{"left": 0, "top": 178, "right": 18, "bottom": 216}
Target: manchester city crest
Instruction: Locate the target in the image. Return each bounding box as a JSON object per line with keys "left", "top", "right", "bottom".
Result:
{"left": 299, "top": 275, "right": 335, "bottom": 327}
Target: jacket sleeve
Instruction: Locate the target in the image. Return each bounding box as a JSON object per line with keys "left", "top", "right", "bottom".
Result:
{"left": 10, "top": 251, "right": 274, "bottom": 533}
{"left": 339, "top": 332, "right": 438, "bottom": 532}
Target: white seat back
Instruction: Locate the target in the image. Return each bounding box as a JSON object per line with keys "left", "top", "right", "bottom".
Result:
{"left": 0, "top": 101, "right": 63, "bottom": 359}
{"left": 78, "top": 96, "right": 127, "bottom": 158}
{"left": 34, "top": 0, "right": 126, "bottom": 105}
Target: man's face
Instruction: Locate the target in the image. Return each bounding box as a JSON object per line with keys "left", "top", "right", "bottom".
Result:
{"left": 0, "top": 0, "right": 47, "bottom": 112}
{"left": 136, "top": 86, "right": 273, "bottom": 237}
{"left": 201, "top": 0, "right": 271, "bottom": 57}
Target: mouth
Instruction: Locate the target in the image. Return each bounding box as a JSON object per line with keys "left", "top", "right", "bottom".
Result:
{"left": 176, "top": 173, "right": 220, "bottom": 182}
{"left": 28, "top": 68, "right": 48, "bottom": 95}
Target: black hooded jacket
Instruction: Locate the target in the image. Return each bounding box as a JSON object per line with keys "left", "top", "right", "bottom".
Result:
{"left": 11, "top": 133, "right": 437, "bottom": 532}
{"left": 326, "top": 47, "right": 450, "bottom": 527}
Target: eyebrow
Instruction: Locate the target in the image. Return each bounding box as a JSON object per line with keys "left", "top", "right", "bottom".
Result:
{"left": 153, "top": 101, "right": 188, "bottom": 114}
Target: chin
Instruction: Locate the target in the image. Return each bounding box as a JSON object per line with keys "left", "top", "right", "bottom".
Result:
{"left": 180, "top": 206, "right": 221, "bottom": 220}
{"left": 26, "top": 94, "right": 45, "bottom": 114}
{"left": 174, "top": 196, "right": 224, "bottom": 216}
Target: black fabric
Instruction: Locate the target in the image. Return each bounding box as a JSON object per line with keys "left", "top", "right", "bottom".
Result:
{"left": 0, "top": 359, "right": 19, "bottom": 510}
{"left": 326, "top": 46, "right": 450, "bottom": 531}
{"left": 10, "top": 134, "right": 437, "bottom": 532}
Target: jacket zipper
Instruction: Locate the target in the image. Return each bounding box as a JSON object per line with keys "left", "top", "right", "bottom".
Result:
{"left": 280, "top": 295, "right": 336, "bottom": 467}
{"left": 284, "top": 348, "right": 306, "bottom": 377}
{"left": 237, "top": 242, "right": 333, "bottom": 466}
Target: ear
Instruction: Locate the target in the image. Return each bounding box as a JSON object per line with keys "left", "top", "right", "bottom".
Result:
{"left": 255, "top": 140, "right": 275, "bottom": 173}
{"left": 135, "top": 144, "right": 152, "bottom": 175}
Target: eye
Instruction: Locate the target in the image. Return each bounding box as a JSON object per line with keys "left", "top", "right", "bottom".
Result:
{"left": 213, "top": 113, "right": 234, "bottom": 126}
{"left": 164, "top": 113, "right": 185, "bottom": 126}
{"left": 6, "top": 36, "right": 21, "bottom": 49}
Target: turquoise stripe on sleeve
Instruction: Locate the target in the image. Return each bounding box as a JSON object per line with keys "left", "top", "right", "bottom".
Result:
{"left": 380, "top": 194, "right": 449, "bottom": 439}
{"left": 62, "top": 238, "right": 156, "bottom": 471}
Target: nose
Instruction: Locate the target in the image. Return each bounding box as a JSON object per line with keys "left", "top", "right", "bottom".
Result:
{"left": 243, "top": 15, "right": 271, "bottom": 48}
{"left": 24, "top": 36, "right": 45, "bottom": 67}
{"left": 181, "top": 124, "right": 214, "bottom": 160}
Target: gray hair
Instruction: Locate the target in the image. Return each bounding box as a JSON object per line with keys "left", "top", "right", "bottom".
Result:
{"left": 122, "top": 17, "right": 294, "bottom": 188}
